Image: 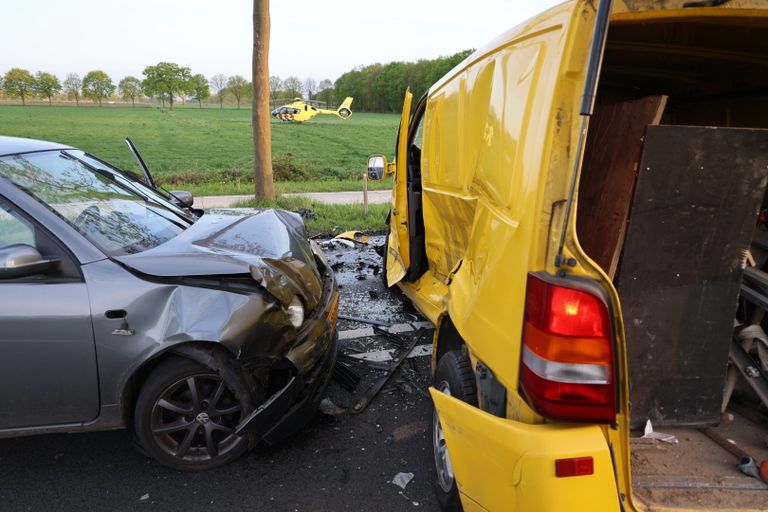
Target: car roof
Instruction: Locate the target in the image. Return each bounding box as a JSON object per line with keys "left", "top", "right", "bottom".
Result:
{"left": 0, "top": 135, "right": 73, "bottom": 157}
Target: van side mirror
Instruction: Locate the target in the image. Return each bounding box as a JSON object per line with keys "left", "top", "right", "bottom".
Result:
{"left": 368, "top": 155, "right": 387, "bottom": 180}
{"left": 169, "top": 191, "right": 194, "bottom": 208}
{"left": 0, "top": 244, "right": 57, "bottom": 279}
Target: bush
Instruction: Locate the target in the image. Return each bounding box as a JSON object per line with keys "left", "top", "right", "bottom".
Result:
{"left": 272, "top": 153, "right": 312, "bottom": 181}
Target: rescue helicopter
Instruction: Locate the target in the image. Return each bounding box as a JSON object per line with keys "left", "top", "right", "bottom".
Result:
{"left": 271, "top": 97, "right": 354, "bottom": 123}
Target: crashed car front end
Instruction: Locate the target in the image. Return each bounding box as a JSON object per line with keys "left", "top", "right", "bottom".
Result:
{"left": 114, "top": 208, "right": 340, "bottom": 445}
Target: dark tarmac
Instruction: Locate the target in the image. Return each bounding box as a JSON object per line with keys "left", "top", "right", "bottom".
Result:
{"left": 0, "top": 236, "right": 440, "bottom": 512}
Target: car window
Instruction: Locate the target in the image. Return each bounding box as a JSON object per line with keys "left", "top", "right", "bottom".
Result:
{"left": 0, "top": 151, "right": 187, "bottom": 256}
{"left": 411, "top": 112, "right": 425, "bottom": 151}
{"left": 0, "top": 200, "right": 34, "bottom": 248}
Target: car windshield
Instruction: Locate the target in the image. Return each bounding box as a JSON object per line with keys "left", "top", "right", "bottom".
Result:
{"left": 0, "top": 150, "right": 190, "bottom": 256}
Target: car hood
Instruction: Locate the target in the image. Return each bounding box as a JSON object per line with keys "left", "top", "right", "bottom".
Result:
{"left": 116, "top": 209, "right": 323, "bottom": 310}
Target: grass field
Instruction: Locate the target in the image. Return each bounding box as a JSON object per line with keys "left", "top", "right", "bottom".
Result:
{"left": 0, "top": 104, "right": 399, "bottom": 194}
{"left": 233, "top": 196, "right": 389, "bottom": 235}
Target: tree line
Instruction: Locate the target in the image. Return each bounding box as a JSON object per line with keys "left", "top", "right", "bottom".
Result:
{"left": 0, "top": 64, "right": 252, "bottom": 109}
{"left": 1, "top": 50, "right": 473, "bottom": 111}
{"left": 332, "top": 50, "right": 473, "bottom": 112}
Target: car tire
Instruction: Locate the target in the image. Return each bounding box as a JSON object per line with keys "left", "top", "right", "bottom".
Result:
{"left": 134, "top": 355, "right": 256, "bottom": 471}
{"left": 432, "top": 350, "right": 477, "bottom": 511}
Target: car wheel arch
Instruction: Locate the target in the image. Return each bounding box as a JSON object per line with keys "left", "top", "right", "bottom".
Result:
{"left": 433, "top": 315, "right": 467, "bottom": 371}
{"left": 119, "top": 341, "right": 257, "bottom": 427}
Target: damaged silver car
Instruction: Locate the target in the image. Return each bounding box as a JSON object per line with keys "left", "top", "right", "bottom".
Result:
{"left": 0, "top": 136, "right": 339, "bottom": 471}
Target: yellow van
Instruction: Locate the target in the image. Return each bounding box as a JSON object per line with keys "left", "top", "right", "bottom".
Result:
{"left": 368, "top": 0, "right": 768, "bottom": 510}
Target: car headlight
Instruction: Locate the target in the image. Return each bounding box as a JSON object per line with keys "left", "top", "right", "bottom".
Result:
{"left": 287, "top": 296, "right": 305, "bottom": 329}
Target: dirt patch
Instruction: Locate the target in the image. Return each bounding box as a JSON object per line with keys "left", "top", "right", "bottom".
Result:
{"left": 631, "top": 413, "right": 768, "bottom": 510}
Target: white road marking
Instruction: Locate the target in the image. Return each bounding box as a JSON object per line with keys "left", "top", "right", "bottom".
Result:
{"left": 338, "top": 321, "right": 433, "bottom": 341}
{"left": 347, "top": 344, "right": 433, "bottom": 363}
{"left": 337, "top": 321, "right": 434, "bottom": 362}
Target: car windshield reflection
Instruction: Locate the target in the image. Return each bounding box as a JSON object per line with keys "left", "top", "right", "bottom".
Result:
{"left": 0, "top": 151, "right": 189, "bottom": 256}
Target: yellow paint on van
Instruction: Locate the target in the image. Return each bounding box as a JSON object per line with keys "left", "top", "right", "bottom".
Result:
{"left": 380, "top": 1, "right": 768, "bottom": 511}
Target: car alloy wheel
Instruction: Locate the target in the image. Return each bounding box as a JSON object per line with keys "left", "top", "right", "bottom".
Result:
{"left": 135, "top": 356, "right": 255, "bottom": 471}
{"left": 433, "top": 380, "right": 455, "bottom": 492}
{"left": 150, "top": 372, "right": 243, "bottom": 462}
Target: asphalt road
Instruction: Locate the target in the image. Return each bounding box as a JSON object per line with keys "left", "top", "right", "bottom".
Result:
{"left": 0, "top": 236, "right": 440, "bottom": 512}
{"left": 193, "top": 191, "right": 391, "bottom": 209}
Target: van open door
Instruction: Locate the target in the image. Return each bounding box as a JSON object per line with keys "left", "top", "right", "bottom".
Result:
{"left": 385, "top": 89, "right": 413, "bottom": 287}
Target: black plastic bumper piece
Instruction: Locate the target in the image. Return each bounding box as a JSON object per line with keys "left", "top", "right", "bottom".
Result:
{"left": 262, "top": 331, "right": 339, "bottom": 445}
{"left": 234, "top": 331, "right": 338, "bottom": 441}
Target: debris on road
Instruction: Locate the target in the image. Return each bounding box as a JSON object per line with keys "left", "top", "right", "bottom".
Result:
{"left": 391, "top": 472, "right": 415, "bottom": 490}
{"left": 318, "top": 398, "right": 346, "bottom": 417}
{"left": 642, "top": 420, "right": 679, "bottom": 444}
{"left": 334, "top": 231, "right": 369, "bottom": 245}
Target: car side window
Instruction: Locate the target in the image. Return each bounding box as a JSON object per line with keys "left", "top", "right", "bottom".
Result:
{"left": 0, "top": 199, "right": 35, "bottom": 249}
{"left": 0, "top": 197, "right": 82, "bottom": 281}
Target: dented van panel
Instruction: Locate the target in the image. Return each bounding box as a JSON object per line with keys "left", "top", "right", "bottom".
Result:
{"left": 381, "top": 0, "right": 768, "bottom": 510}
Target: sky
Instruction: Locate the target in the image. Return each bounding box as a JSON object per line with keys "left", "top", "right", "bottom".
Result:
{"left": 0, "top": 0, "right": 563, "bottom": 84}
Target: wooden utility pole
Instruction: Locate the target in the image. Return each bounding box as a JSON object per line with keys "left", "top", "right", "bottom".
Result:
{"left": 252, "top": 0, "right": 275, "bottom": 199}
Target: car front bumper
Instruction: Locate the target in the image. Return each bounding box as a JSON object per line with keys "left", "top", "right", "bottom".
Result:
{"left": 234, "top": 266, "right": 339, "bottom": 443}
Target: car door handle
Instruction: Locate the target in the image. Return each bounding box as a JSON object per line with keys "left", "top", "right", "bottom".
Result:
{"left": 105, "top": 310, "right": 135, "bottom": 336}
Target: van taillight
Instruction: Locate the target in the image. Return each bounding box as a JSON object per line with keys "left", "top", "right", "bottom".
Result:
{"left": 519, "top": 273, "right": 616, "bottom": 423}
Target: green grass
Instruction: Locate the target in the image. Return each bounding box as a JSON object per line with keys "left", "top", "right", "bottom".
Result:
{"left": 180, "top": 177, "right": 393, "bottom": 196}
{"left": 232, "top": 196, "right": 389, "bottom": 236}
{"left": 0, "top": 104, "right": 399, "bottom": 192}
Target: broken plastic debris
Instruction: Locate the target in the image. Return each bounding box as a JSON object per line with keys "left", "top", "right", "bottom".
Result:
{"left": 318, "top": 397, "right": 345, "bottom": 416}
{"left": 334, "top": 230, "right": 369, "bottom": 245}
{"left": 641, "top": 419, "right": 679, "bottom": 444}
{"left": 391, "top": 472, "right": 415, "bottom": 490}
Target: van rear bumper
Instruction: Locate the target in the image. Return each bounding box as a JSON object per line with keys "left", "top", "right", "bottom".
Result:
{"left": 431, "top": 389, "right": 621, "bottom": 512}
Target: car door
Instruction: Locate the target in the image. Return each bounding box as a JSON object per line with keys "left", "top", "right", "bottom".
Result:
{"left": 0, "top": 196, "right": 99, "bottom": 429}
{"left": 385, "top": 89, "right": 413, "bottom": 286}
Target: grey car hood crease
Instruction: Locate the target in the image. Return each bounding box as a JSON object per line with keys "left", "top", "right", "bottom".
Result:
{"left": 115, "top": 209, "right": 323, "bottom": 311}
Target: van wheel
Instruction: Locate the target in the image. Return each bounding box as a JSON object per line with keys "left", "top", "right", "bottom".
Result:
{"left": 432, "top": 351, "right": 477, "bottom": 511}
{"left": 134, "top": 355, "right": 256, "bottom": 471}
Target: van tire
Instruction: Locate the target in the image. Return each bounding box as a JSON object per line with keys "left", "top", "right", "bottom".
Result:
{"left": 432, "top": 351, "right": 477, "bottom": 511}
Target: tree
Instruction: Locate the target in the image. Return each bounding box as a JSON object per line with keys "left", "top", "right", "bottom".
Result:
{"left": 3, "top": 68, "right": 35, "bottom": 106}
{"left": 33, "top": 71, "right": 61, "bottom": 105}
{"left": 316, "top": 78, "right": 334, "bottom": 107}
{"left": 227, "top": 75, "right": 249, "bottom": 109}
{"left": 269, "top": 75, "right": 282, "bottom": 101}
{"left": 282, "top": 76, "right": 303, "bottom": 98}
{"left": 188, "top": 74, "right": 210, "bottom": 108}
{"left": 142, "top": 62, "right": 191, "bottom": 110}
{"left": 82, "top": 70, "right": 115, "bottom": 106}
{"left": 303, "top": 77, "right": 316, "bottom": 101}
{"left": 63, "top": 73, "right": 82, "bottom": 105}
{"left": 253, "top": 0, "right": 274, "bottom": 200}
{"left": 118, "top": 76, "right": 142, "bottom": 107}
{"left": 209, "top": 74, "right": 227, "bottom": 108}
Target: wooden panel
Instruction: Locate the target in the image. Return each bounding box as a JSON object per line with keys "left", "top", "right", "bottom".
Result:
{"left": 577, "top": 95, "right": 667, "bottom": 277}
{"left": 617, "top": 125, "right": 768, "bottom": 428}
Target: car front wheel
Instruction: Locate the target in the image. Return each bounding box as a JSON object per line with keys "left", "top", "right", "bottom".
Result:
{"left": 134, "top": 355, "right": 256, "bottom": 471}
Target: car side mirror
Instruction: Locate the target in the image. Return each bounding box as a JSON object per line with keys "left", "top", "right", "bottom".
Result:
{"left": 0, "top": 244, "right": 57, "bottom": 279}
{"left": 367, "top": 155, "right": 387, "bottom": 181}
{"left": 169, "top": 191, "right": 194, "bottom": 208}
